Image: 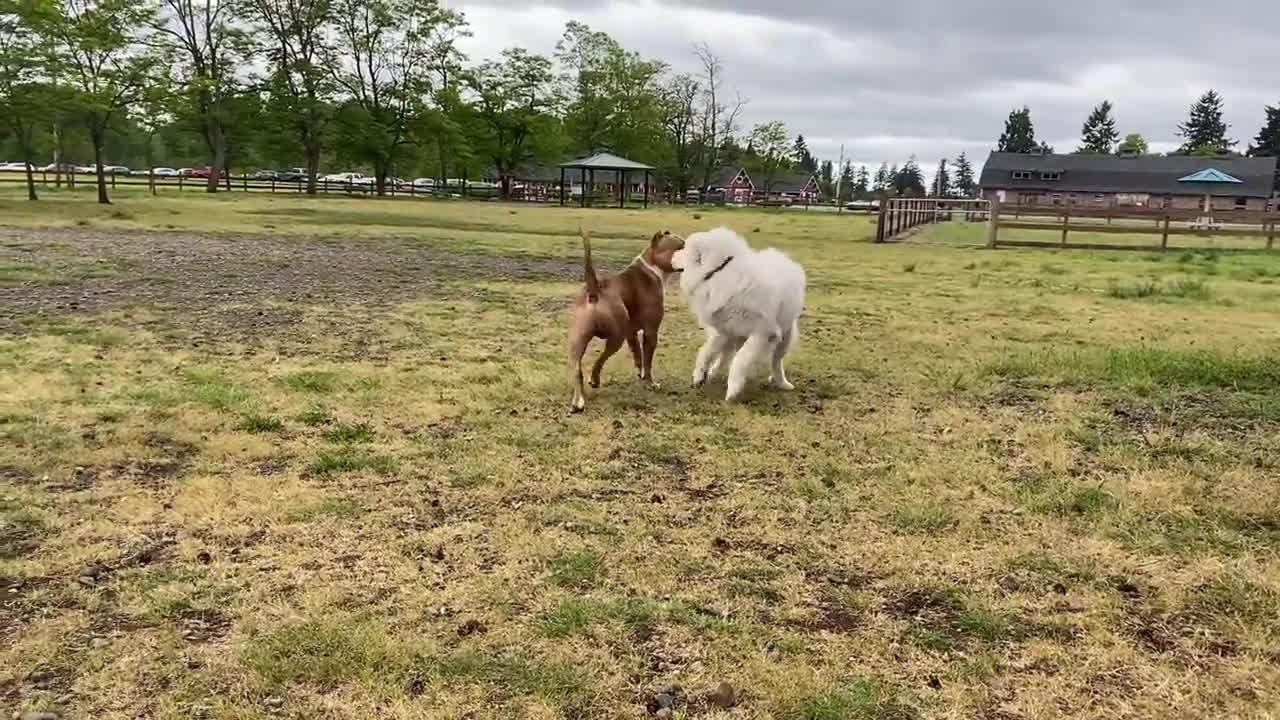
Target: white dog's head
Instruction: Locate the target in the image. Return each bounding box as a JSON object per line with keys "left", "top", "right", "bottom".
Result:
{"left": 671, "top": 227, "right": 751, "bottom": 292}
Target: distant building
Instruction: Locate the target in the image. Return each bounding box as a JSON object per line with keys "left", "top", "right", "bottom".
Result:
{"left": 978, "top": 151, "right": 1278, "bottom": 211}
{"left": 704, "top": 167, "right": 822, "bottom": 204}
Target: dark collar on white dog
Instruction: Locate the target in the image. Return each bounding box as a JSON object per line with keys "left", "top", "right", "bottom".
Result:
{"left": 703, "top": 256, "right": 734, "bottom": 282}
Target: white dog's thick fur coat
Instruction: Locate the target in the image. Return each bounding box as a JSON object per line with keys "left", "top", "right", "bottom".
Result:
{"left": 671, "top": 227, "right": 807, "bottom": 401}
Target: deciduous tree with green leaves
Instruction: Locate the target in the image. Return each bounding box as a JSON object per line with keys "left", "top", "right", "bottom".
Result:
{"left": 746, "top": 120, "right": 791, "bottom": 195}
{"left": 240, "top": 0, "right": 335, "bottom": 194}
{"left": 1117, "top": 132, "right": 1148, "bottom": 155}
{"left": 0, "top": 0, "right": 51, "bottom": 200}
{"left": 147, "top": 0, "right": 249, "bottom": 192}
{"left": 327, "top": 0, "right": 467, "bottom": 195}
{"left": 40, "top": 0, "right": 158, "bottom": 204}
{"left": 463, "top": 48, "right": 560, "bottom": 200}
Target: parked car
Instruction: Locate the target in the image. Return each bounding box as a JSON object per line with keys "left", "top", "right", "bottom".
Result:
{"left": 0, "top": 162, "right": 33, "bottom": 172}
{"left": 150, "top": 167, "right": 179, "bottom": 177}
{"left": 252, "top": 170, "right": 281, "bottom": 180}
{"left": 189, "top": 167, "right": 212, "bottom": 178}
{"left": 279, "top": 169, "right": 309, "bottom": 182}
{"left": 412, "top": 177, "right": 437, "bottom": 188}
{"left": 321, "top": 172, "right": 372, "bottom": 186}
{"left": 41, "top": 163, "right": 79, "bottom": 173}
{"left": 103, "top": 165, "right": 130, "bottom": 175}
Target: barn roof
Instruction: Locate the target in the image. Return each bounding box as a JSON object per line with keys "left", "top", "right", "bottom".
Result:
{"left": 980, "top": 152, "right": 1276, "bottom": 197}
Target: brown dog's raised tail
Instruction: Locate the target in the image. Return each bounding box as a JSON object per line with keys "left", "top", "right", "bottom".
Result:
{"left": 581, "top": 228, "right": 601, "bottom": 302}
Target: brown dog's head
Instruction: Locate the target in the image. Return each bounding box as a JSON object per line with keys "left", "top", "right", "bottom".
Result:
{"left": 644, "top": 230, "right": 686, "bottom": 275}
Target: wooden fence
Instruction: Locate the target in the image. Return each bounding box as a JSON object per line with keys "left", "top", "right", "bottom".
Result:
{"left": 985, "top": 201, "right": 1280, "bottom": 251}
{"left": 876, "top": 198, "right": 990, "bottom": 242}
{"left": 0, "top": 171, "right": 539, "bottom": 201}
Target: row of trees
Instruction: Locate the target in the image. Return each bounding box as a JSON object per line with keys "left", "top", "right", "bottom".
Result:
{"left": 996, "top": 90, "right": 1280, "bottom": 162}
{"left": 3, "top": 0, "right": 862, "bottom": 204}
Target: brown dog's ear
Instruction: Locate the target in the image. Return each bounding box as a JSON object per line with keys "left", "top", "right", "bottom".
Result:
{"left": 650, "top": 231, "right": 667, "bottom": 247}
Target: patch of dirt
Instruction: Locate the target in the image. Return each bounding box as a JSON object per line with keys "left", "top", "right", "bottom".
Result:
{"left": 112, "top": 433, "right": 197, "bottom": 488}
{"left": 174, "top": 608, "right": 231, "bottom": 643}
{"left": 787, "top": 603, "right": 863, "bottom": 633}
{"left": 45, "top": 465, "right": 99, "bottom": 492}
{"left": 710, "top": 535, "right": 796, "bottom": 561}
{"left": 254, "top": 456, "right": 289, "bottom": 476}
{"left": 0, "top": 464, "right": 36, "bottom": 485}
{"left": 0, "top": 227, "right": 583, "bottom": 341}
{"left": 883, "top": 587, "right": 963, "bottom": 622}
{"left": 1, "top": 575, "right": 53, "bottom": 635}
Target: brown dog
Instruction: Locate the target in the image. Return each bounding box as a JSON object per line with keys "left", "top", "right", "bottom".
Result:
{"left": 568, "top": 229, "right": 685, "bottom": 412}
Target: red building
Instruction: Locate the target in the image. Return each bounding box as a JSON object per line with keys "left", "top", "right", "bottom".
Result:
{"left": 704, "top": 167, "right": 822, "bottom": 205}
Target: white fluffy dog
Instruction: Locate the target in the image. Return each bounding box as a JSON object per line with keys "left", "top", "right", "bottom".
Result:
{"left": 670, "top": 227, "right": 806, "bottom": 401}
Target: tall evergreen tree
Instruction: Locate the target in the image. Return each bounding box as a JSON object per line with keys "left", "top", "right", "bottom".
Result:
{"left": 854, "top": 164, "right": 870, "bottom": 200}
{"left": 953, "top": 152, "right": 975, "bottom": 197}
{"left": 1247, "top": 103, "right": 1280, "bottom": 192}
{"left": 792, "top": 133, "right": 817, "bottom": 173}
{"left": 930, "top": 158, "right": 950, "bottom": 197}
{"left": 893, "top": 157, "right": 925, "bottom": 197}
{"left": 872, "top": 162, "right": 889, "bottom": 196}
{"left": 1077, "top": 100, "right": 1119, "bottom": 154}
{"left": 996, "top": 106, "right": 1037, "bottom": 153}
{"left": 837, "top": 160, "right": 853, "bottom": 202}
{"left": 1177, "top": 90, "right": 1235, "bottom": 154}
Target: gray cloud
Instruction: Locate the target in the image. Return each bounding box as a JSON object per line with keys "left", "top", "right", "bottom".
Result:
{"left": 453, "top": 0, "right": 1280, "bottom": 175}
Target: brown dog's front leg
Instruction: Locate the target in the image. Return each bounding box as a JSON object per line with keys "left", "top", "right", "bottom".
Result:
{"left": 640, "top": 326, "right": 660, "bottom": 386}
{"left": 626, "top": 333, "right": 642, "bottom": 378}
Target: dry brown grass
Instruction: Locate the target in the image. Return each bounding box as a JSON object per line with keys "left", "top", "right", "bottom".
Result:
{"left": 2, "top": 192, "right": 1280, "bottom": 719}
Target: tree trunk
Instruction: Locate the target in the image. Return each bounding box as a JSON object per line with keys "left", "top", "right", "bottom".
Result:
{"left": 305, "top": 136, "right": 320, "bottom": 196}
{"left": 375, "top": 160, "right": 387, "bottom": 197}
{"left": 437, "top": 138, "right": 448, "bottom": 188}
{"left": 501, "top": 174, "right": 511, "bottom": 201}
{"left": 53, "top": 124, "right": 63, "bottom": 189}
{"left": 205, "top": 124, "right": 225, "bottom": 194}
{"left": 91, "top": 124, "right": 109, "bottom": 205}
{"left": 20, "top": 123, "right": 37, "bottom": 201}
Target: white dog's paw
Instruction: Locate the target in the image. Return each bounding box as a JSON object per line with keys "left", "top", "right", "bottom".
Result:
{"left": 769, "top": 377, "right": 795, "bottom": 391}
{"left": 692, "top": 369, "right": 708, "bottom": 387}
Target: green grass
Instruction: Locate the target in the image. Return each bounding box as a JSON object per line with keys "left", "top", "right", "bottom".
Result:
{"left": 987, "top": 347, "right": 1280, "bottom": 394}
{"left": 547, "top": 549, "right": 602, "bottom": 589}
{"left": 237, "top": 412, "right": 285, "bottom": 434}
{"left": 785, "top": 680, "right": 916, "bottom": 720}
{"left": 280, "top": 370, "right": 341, "bottom": 393}
{"left": 322, "top": 422, "right": 375, "bottom": 444}
{"left": 305, "top": 448, "right": 397, "bottom": 477}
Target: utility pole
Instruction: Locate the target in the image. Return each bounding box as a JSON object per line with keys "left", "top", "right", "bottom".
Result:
{"left": 834, "top": 143, "right": 845, "bottom": 213}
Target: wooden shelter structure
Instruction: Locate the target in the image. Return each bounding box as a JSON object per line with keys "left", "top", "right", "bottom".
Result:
{"left": 559, "top": 153, "right": 654, "bottom": 208}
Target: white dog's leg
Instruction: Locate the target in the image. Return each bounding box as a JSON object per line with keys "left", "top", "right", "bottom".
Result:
{"left": 693, "top": 330, "right": 728, "bottom": 386}
{"left": 769, "top": 320, "right": 798, "bottom": 390}
{"left": 726, "top": 334, "right": 772, "bottom": 401}
{"left": 708, "top": 336, "right": 744, "bottom": 379}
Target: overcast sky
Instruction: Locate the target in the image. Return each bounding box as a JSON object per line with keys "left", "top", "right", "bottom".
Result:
{"left": 450, "top": 0, "right": 1279, "bottom": 178}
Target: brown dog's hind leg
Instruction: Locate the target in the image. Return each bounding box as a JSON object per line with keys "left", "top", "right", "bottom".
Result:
{"left": 590, "top": 334, "right": 626, "bottom": 389}
{"left": 568, "top": 330, "right": 591, "bottom": 413}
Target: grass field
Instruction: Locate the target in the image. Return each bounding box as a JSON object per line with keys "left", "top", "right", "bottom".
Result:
{"left": 3, "top": 189, "right": 1280, "bottom": 719}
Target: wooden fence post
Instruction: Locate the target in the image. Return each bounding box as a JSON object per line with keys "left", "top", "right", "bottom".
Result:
{"left": 1061, "top": 209, "right": 1070, "bottom": 246}
{"left": 1268, "top": 220, "right": 1276, "bottom": 250}
{"left": 1161, "top": 214, "right": 1171, "bottom": 249}
{"left": 876, "top": 203, "right": 887, "bottom": 243}
{"left": 986, "top": 200, "right": 1001, "bottom": 249}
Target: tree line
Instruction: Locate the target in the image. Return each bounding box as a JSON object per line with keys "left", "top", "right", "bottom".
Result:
{"left": 994, "top": 90, "right": 1280, "bottom": 164}
{"left": 1, "top": 0, "right": 910, "bottom": 205}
